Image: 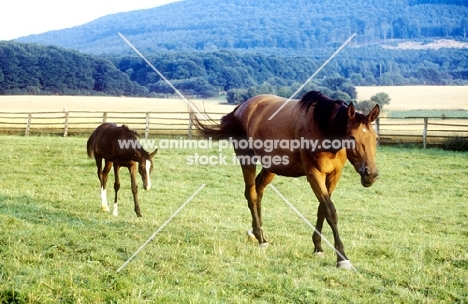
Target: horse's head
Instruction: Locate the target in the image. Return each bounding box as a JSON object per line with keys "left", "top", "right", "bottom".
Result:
{"left": 346, "top": 103, "right": 380, "bottom": 187}
{"left": 138, "top": 149, "right": 158, "bottom": 190}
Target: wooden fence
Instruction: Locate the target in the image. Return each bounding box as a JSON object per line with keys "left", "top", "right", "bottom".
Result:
{"left": 0, "top": 111, "right": 467, "bottom": 147}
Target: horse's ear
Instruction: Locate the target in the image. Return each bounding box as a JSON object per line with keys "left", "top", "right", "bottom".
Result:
{"left": 367, "top": 104, "right": 380, "bottom": 122}
{"left": 150, "top": 149, "right": 158, "bottom": 159}
{"left": 347, "top": 102, "right": 356, "bottom": 119}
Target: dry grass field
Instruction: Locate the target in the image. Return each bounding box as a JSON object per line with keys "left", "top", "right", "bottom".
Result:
{"left": 0, "top": 86, "right": 466, "bottom": 113}
{"left": 0, "top": 95, "right": 235, "bottom": 113}
{"left": 355, "top": 86, "right": 468, "bottom": 111}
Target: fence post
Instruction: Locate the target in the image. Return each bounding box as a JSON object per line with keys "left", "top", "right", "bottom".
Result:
{"left": 63, "top": 111, "right": 69, "bottom": 137}
{"left": 423, "top": 117, "right": 428, "bottom": 149}
{"left": 145, "top": 112, "right": 150, "bottom": 139}
{"left": 25, "top": 113, "right": 32, "bottom": 136}
{"left": 188, "top": 115, "right": 193, "bottom": 139}
{"left": 375, "top": 117, "right": 380, "bottom": 146}
{"left": 102, "top": 112, "right": 107, "bottom": 123}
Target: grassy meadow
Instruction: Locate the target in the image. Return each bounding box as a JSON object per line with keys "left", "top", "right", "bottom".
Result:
{"left": 0, "top": 135, "right": 467, "bottom": 303}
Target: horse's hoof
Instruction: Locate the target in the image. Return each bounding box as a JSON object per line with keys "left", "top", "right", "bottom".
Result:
{"left": 259, "top": 242, "right": 269, "bottom": 248}
{"left": 314, "top": 251, "right": 325, "bottom": 258}
{"left": 336, "top": 260, "right": 354, "bottom": 270}
{"left": 246, "top": 230, "right": 256, "bottom": 240}
{"left": 102, "top": 206, "right": 110, "bottom": 212}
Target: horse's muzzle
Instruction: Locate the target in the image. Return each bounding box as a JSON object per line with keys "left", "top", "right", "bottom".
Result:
{"left": 360, "top": 167, "right": 378, "bottom": 187}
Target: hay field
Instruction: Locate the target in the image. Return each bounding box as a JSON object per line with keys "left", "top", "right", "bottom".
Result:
{"left": 0, "top": 96, "right": 236, "bottom": 135}
{"left": 356, "top": 86, "right": 468, "bottom": 111}
{"left": 0, "top": 95, "right": 236, "bottom": 113}
{"left": 0, "top": 86, "right": 466, "bottom": 113}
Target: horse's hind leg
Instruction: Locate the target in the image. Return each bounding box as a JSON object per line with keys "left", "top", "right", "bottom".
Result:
{"left": 112, "top": 165, "right": 121, "bottom": 216}
{"left": 239, "top": 159, "right": 274, "bottom": 246}
{"left": 96, "top": 158, "right": 112, "bottom": 212}
{"left": 254, "top": 167, "right": 276, "bottom": 227}
{"left": 101, "top": 161, "right": 113, "bottom": 212}
{"left": 241, "top": 163, "right": 264, "bottom": 244}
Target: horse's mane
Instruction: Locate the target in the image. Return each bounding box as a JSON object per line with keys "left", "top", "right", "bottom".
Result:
{"left": 298, "top": 91, "right": 350, "bottom": 138}
{"left": 120, "top": 124, "right": 139, "bottom": 138}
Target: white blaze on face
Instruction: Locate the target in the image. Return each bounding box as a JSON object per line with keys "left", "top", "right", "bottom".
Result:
{"left": 362, "top": 128, "right": 367, "bottom": 133}
{"left": 145, "top": 159, "right": 152, "bottom": 190}
{"left": 101, "top": 187, "right": 109, "bottom": 211}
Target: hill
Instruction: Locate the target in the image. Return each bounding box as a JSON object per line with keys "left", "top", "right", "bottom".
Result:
{"left": 0, "top": 42, "right": 148, "bottom": 96}
{"left": 15, "top": 0, "right": 468, "bottom": 55}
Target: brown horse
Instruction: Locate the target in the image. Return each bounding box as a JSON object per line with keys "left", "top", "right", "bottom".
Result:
{"left": 87, "top": 123, "right": 158, "bottom": 217}
{"left": 191, "top": 91, "right": 379, "bottom": 269}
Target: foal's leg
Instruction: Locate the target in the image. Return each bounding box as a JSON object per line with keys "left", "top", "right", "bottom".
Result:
{"left": 312, "top": 170, "right": 342, "bottom": 256}
{"left": 98, "top": 159, "right": 112, "bottom": 212}
{"left": 128, "top": 164, "right": 141, "bottom": 217}
{"left": 112, "top": 165, "right": 121, "bottom": 216}
{"left": 307, "top": 170, "right": 352, "bottom": 269}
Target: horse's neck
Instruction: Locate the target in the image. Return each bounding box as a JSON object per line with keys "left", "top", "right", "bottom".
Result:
{"left": 131, "top": 149, "right": 146, "bottom": 162}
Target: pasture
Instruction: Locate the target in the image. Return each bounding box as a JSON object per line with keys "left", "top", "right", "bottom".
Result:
{"left": 0, "top": 135, "right": 467, "bottom": 303}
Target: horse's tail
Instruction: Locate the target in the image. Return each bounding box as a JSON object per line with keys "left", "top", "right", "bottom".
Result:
{"left": 86, "top": 132, "right": 95, "bottom": 158}
{"left": 190, "top": 106, "right": 247, "bottom": 140}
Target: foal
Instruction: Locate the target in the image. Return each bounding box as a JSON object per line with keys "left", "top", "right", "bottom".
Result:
{"left": 87, "top": 123, "right": 157, "bottom": 217}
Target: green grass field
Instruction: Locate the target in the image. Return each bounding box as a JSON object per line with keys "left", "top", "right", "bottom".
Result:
{"left": 0, "top": 136, "right": 467, "bottom": 303}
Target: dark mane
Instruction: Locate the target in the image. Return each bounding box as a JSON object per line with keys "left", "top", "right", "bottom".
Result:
{"left": 299, "top": 91, "right": 350, "bottom": 138}
{"left": 120, "top": 124, "right": 139, "bottom": 138}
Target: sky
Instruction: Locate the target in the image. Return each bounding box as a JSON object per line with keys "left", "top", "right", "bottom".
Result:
{"left": 0, "top": 0, "right": 180, "bottom": 41}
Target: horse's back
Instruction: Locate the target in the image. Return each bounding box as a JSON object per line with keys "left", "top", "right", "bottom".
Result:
{"left": 87, "top": 123, "right": 128, "bottom": 160}
{"left": 234, "top": 94, "right": 299, "bottom": 138}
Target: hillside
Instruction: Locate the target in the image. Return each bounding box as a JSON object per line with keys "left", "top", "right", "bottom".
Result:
{"left": 0, "top": 42, "right": 147, "bottom": 96}
{"left": 4, "top": 0, "right": 468, "bottom": 99}
{"left": 15, "top": 0, "right": 468, "bottom": 55}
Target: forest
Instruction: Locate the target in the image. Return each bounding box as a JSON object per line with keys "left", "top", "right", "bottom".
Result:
{"left": 1, "top": 41, "right": 468, "bottom": 103}
{"left": 16, "top": 0, "right": 468, "bottom": 55}
{"left": 0, "top": 42, "right": 147, "bottom": 96}
{"left": 3, "top": 0, "right": 468, "bottom": 102}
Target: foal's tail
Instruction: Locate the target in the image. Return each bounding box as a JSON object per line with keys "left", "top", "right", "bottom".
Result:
{"left": 86, "top": 132, "right": 95, "bottom": 158}
{"left": 190, "top": 106, "right": 247, "bottom": 141}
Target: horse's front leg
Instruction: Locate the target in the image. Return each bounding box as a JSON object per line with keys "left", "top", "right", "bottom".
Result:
{"left": 312, "top": 170, "right": 343, "bottom": 256}
{"left": 128, "top": 164, "right": 141, "bottom": 217}
{"left": 99, "top": 160, "right": 113, "bottom": 212}
{"left": 112, "top": 165, "right": 121, "bottom": 216}
{"left": 307, "top": 170, "right": 352, "bottom": 269}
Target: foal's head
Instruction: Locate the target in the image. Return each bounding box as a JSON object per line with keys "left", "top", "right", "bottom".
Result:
{"left": 137, "top": 149, "right": 158, "bottom": 190}
{"left": 345, "top": 103, "right": 380, "bottom": 187}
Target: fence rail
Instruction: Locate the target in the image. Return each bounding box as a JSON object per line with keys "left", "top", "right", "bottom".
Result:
{"left": 1, "top": 111, "right": 467, "bottom": 147}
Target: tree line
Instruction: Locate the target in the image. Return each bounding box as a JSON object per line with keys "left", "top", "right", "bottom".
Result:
{"left": 0, "top": 42, "right": 147, "bottom": 96}
{"left": 112, "top": 47, "right": 468, "bottom": 102}
{"left": 1, "top": 41, "right": 468, "bottom": 106}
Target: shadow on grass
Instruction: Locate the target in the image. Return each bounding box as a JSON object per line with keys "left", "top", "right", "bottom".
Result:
{"left": 0, "top": 288, "right": 28, "bottom": 304}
